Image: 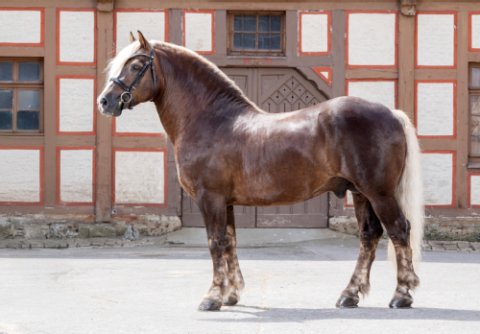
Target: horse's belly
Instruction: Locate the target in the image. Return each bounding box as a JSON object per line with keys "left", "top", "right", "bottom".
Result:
{"left": 231, "top": 169, "right": 327, "bottom": 206}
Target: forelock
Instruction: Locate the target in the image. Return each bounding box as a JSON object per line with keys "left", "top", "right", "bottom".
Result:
{"left": 106, "top": 41, "right": 141, "bottom": 79}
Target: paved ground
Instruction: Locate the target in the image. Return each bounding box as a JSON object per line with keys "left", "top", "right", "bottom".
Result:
{"left": 0, "top": 228, "right": 479, "bottom": 334}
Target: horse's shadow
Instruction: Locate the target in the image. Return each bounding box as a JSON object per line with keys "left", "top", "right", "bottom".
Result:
{"left": 203, "top": 305, "right": 480, "bottom": 323}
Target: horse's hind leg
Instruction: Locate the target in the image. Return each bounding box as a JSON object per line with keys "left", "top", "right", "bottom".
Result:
{"left": 369, "top": 195, "right": 419, "bottom": 308}
{"left": 197, "top": 193, "right": 230, "bottom": 311}
{"left": 337, "top": 193, "right": 383, "bottom": 308}
{"left": 222, "top": 205, "right": 245, "bottom": 306}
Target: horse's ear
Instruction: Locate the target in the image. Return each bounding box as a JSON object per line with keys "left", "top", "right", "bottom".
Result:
{"left": 129, "top": 31, "right": 136, "bottom": 43}
{"left": 137, "top": 30, "right": 151, "bottom": 50}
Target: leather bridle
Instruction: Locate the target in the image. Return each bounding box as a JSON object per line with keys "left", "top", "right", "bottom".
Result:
{"left": 110, "top": 49, "right": 157, "bottom": 110}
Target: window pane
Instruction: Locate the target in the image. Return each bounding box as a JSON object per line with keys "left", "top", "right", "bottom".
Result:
{"left": 242, "top": 33, "right": 256, "bottom": 49}
{"left": 233, "top": 33, "right": 242, "bottom": 49}
{"left": 0, "top": 62, "right": 13, "bottom": 81}
{"left": 471, "top": 95, "right": 480, "bottom": 156}
{"left": 270, "top": 16, "right": 281, "bottom": 32}
{"left": 19, "top": 62, "right": 41, "bottom": 82}
{"left": 471, "top": 67, "right": 480, "bottom": 88}
{"left": 18, "top": 90, "right": 40, "bottom": 111}
{"left": 243, "top": 15, "right": 256, "bottom": 32}
{"left": 258, "top": 34, "right": 281, "bottom": 50}
{"left": 234, "top": 16, "right": 242, "bottom": 31}
{"left": 17, "top": 110, "right": 39, "bottom": 130}
{"left": 258, "top": 34, "right": 270, "bottom": 49}
{"left": 270, "top": 34, "right": 281, "bottom": 50}
{"left": 0, "top": 89, "right": 13, "bottom": 108}
{"left": 0, "top": 111, "right": 12, "bottom": 130}
{"left": 259, "top": 16, "right": 270, "bottom": 32}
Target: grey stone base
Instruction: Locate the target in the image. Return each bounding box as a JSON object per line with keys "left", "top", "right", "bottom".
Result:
{"left": 0, "top": 214, "right": 181, "bottom": 249}
{"left": 329, "top": 216, "right": 480, "bottom": 252}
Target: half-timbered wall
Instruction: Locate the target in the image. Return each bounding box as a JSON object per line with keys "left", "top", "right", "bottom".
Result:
{"left": 1, "top": 0, "right": 480, "bottom": 227}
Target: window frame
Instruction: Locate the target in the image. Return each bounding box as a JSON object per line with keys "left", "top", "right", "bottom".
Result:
{"left": 0, "top": 58, "right": 44, "bottom": 134}
{"left": 468, "top": 64, "right": 480, "bottom": 164}
{"left": 227, "top": 11, "right": 286, "bottom": 57}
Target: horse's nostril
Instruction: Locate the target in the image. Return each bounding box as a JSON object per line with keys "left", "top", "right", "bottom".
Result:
{"left": 100, "top": 97, "right": 108, "bottom": 107}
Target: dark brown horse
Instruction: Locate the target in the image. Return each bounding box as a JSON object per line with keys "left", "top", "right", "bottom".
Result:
{"left": 98, "top": 31, "right": 424, "bottom": 311}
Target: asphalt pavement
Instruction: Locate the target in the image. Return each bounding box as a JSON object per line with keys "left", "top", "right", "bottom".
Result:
{"left": 0, "top": 228, "right": 479, "bottom": 334}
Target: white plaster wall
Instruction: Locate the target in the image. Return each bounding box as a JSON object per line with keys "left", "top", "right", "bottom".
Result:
{"left": 0, "top": 149, "right": 40, "bottom": 202}
{"left": 59, "top": 78, "right": 94, "bottom": 133}
{"left": 347, "top": 81, "right": 396, "bottom": 109}
{"left": 421, "top": 153, "right": 453, "bottom": 206}
{"left": 0, "top": 10, "right": 41, "bottom": 44}
{"left": 346, "top": 191, "right": 353, "bottom": 206}
{"left": 115, "top": 151, "right": 165, "bottom": 204}
{"left": 59, "top": 11, "right": 95, "bottom": 63}
{"left": 417, "top": 82, "right": 454, "bottom": 136}
{"left": 116, "top": 11, "right": 166, "bottom": 53}
{"left": 300, "top": 13, "right": 329, "bottom": 53}
{"left": 348, "top": 13, "right": 396, "bottom": 66}
{"left": 60, "top": 149, "right": 93, "bottom": 203}
{"left": 472, "top": 15, "right": 480, "bottom": 49}
{"left": 184, "top": 12, "right": 213, "bottom": 52}
{"left": 417, "top": 14, "right": 455, "bottom": 67}
{"left": 115, "top": 102, "right": 165, "bottom": 134}
{"left": 470, "top": 175, "right": 480, "bottom": 206}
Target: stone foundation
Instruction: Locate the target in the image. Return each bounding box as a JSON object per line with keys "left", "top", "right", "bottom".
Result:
{"left": 0, "top": 214, "right": 181, "bottom": 249}
{"left": 329, "top": 216, "right": 480, "bottom": 251}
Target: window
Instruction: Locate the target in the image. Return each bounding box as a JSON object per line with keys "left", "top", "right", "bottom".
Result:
{"left": 0, "top": 59, "right": 43, "bottom": 133}
{"left": 470, "top": 65, "right": 480, "bottom": 157}
{"left": 228, "top": 12, "right": 285, "bottom": 56}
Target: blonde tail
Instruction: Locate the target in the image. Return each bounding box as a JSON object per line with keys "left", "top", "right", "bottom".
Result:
{"left": 390, "top": 109, "right": 424, "bottom": 263}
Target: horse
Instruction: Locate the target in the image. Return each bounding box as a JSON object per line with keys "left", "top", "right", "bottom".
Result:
{"left": 97, "top": 31, "right": 424, "bottom": 311}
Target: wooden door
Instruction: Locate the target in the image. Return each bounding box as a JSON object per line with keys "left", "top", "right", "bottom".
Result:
{"left": 181, "top": 67, "right": 329, "bottom": 228}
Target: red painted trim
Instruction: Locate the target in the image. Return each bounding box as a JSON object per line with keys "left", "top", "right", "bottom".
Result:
{"left": 345, "top": 10, "right": 398, "bottom": 69}
{"left": 298, "top": 11, "right": 332, "bottom": 56}
{"left": 56, "top": 8, "right": 97, "bottom": 66}
{"left": 56, "top": 146, "right": 95, "bottom": 206}
{"left": 345, "top": 78, "right": 399, "bottom": 109}
{"left": 469, "top": 12, "right": 480, "bottom": 52}
{"left": 56, "top": 75, "right": 97, "bottom": 136}
{"left": 112, "top": 148, "right": 168, "bottom": 208}
{"left": 414, "top": 80, "right": 457, "bottom": 139}
{"left": 0, "top": 8, "right": 44, "bottom": 47}
{"left": 182, "top": 9, "right": 216, "bottom": 55}
{"left": 422, "top": 150, "right": 456, "bottom": 208}
{"left": 312, "top": 66, "right": 332, "bottom": 86}
{"left": 0, "top": 146, "right": 44, "bottom": 205}
{"left": 113, "top": 9, "right": 169, "bottom": 55}
{"left": 415, "top": 11, "right": 457, "bottom": 69}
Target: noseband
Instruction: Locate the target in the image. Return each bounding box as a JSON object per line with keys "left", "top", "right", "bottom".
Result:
{"left": 110, "top": 49, "right": 157, "bottom": 110}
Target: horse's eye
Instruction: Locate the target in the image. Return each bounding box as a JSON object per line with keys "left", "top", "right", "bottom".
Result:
{"left": 131, "top": 64, "right": 141, "bottom": 71}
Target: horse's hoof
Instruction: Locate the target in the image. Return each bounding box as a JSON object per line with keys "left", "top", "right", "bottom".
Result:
{"left": 223, "top": 292, "right": 240, "bottom": 306}
{"left": 389, "top": 297, "right": 413, "bottom": 309}
{"left": 198, "top": 298, "right": 222, "bottom": 311}
{"left": 336, "top": 294, "right": 359, "bottom": 308}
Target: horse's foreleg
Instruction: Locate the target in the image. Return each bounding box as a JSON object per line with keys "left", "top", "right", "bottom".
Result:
{"left": 197, "top": 193, "right": 229, "bottom": 311}
{"left": 370, "top": 196, "right": 419, "bottom": 308}
{"left": 337, "top": 193, "right": 383, "bottom": 308}
{"left": 222, "top": 205, "right": 245, "bottom": 306}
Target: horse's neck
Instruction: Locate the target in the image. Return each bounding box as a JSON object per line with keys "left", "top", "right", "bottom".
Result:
{"left": 153, "top": 47, "right": 255, "bottom": 144}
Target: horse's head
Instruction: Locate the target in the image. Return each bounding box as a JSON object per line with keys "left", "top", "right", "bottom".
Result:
{"left": 97, "top": 31, "right": 160, "bottom": 117}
